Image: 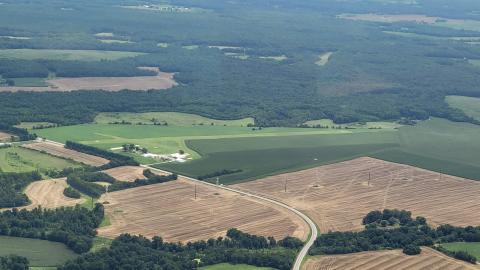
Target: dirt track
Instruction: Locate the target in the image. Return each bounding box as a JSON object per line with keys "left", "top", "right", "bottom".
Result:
{"left": 303, "top": 248, "right": 480, "bottom": 270}
{"left": 235, "top": 157, "right": 480, "bottom": 233}
{"left": 23, "top": 141, "right": 109, "bottom": 167}
{"left": 22, "top": 178, "right": 84, "bottom": 210}
{"left": 97, "top": 178, "right": 309, "bottom": 243}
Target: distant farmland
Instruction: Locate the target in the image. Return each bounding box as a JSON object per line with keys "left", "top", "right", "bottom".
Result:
{"left": 0, "top": 49, "right": 144, "bottom": 61}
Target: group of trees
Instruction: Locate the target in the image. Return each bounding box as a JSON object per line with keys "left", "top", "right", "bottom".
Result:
{"left": 0, "top": 204, "right": 104, "bottom": 253}
{"left": 0, "top": 124, "right": 36, "bottom": 141}
{"left": 0, "top": 255, "right": 29, "bottom": 270}
{"left": 310, "top": 209, "right": 479, "bottom": 264}
{"left": 59, "top": 229, "right": 302, "bottom": 270}
{"left": 65, "top": 141, "right": 139, "bottom": 168}
{"left": 0, "top": 171, "right": 41, "bottom": 208}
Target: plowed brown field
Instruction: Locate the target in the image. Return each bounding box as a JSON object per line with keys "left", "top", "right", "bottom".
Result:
{"left": 97, "top": 178, "right": 309, "bottom": 243}
{"left": 303, "top": 248, "right": 480, "bottom": 270}
{"left": 22, "top": 178, "right": 84, "bottom": 210}
{"left": 23, "top": 141, "right": 109, "bottom": 167}
{"left": 235, "top": 157, "right": 480, "bottom": 233}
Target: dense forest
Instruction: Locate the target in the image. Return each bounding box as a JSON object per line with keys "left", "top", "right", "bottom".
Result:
{"left": 1, "top": 0, "right": 480, "bottom": 128}
{"left": 0, "top": 171, "right": 41, "bottom": 208}
{"left": 310, "top": 209, "right": 480, "bottom": 264}
{"left": 59, "top": 229, "right": 302, "bottom": 270}
{"left": 0, "top": 255, "right": 29, "bottom": 270}
{"left": 0, "top": 204, "right": 104, "bottom": 253}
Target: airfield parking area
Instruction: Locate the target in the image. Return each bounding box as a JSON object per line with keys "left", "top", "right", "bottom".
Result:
{"left": 303, "top": 248, "right": 479, "bottom": 270}
{"left": 235, "top": 157, "right": 480, "bottom": 233}
{"left": 23, "top": 141, "right": 109, "bottom": 167}
{"left": 97, "top": 178, "right": 309, "bottom": 243}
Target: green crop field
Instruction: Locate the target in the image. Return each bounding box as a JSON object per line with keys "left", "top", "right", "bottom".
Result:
{"left": 0, "top": 146, "right": 81, "bottom": 174}
{"left": 94, "top": 112, "right": 255, "bottom": 127}
{"left": 34, "top": 122, "right": 386, "bottom": 161}
{"left": 441, "top": 242, "right": 480, "bottom": 259}
{"left": 200, "top": 263, "right": 273, "bottom": 270}
{"left": 0, "top": 236, "right": 77, "bottom": 267}
{"left": 446, "top": 95, "right": 480, "bottom": 121}
{"left": 10, "top": 77, "right": 48, "bottom": 87}
{"left": 0, "top": 49, "right": 144, "bottom": 61}
{"left": 159, "top": 118, "right": 480, "bottom": 184}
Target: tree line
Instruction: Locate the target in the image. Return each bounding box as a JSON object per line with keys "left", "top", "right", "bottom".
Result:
{"left": 0, "top": 204, "right": 104, "bottom": 253}
{"left": 310, "top": 209, "right": 479, "bottom": 264}
{"left": 59, "top": 228, "right": 303, "bottom": 270}
{"left": 0, "top": 171, "right": 41, "bottom": 208}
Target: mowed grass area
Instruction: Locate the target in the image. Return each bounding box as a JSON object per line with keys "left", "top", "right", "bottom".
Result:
{"left": 0, "top": 146, "right": 81, "bottom": 174}
{"left": 446, "top": 95, "right": 480, "bottom": 121}
{"left": 94, "top": 112, "right": 255, "bottom": 126}
{"left": 0, "top": 49, "right": 144, "bottom": 61}
{"left": 200, "top": 263, "right": 274, "bottom": 270}
{"left": 10, "top": 77, "right": 48, "bottom": 87}
{"left": 34, "top": 123, "right": 381, "bottom": 161}
{"left": 160, "top": 118, "right": 480, "bottom": 184}
{"left": 441, "top": 242, "right": 480, "bottom": 259}
{"left": 0, "top": 236, "right": 77, "bottom": 267}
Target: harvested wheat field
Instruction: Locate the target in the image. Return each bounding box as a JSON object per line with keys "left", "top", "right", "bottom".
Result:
{"left": 23, "top": 141, "right": 109, "bottom": 167}
{"left": 103, "top": 166, "right": 164, "bottom": 182}
{"left": 235, "top": 157, "right": 480, "bottom": 233}
{"left": 303, "top": 248, "right": 480, "bottom": 270}
{"left": 22, "top": 179, "right": 84, "bottom": 210}
{"left": 97, "top": 178, "right": 308, "bottom": 243}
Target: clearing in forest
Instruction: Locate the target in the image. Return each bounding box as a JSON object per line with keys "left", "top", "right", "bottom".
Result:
{"left": 303, "top": 248, "right": 479, "bottom": 270}
{"left": 0, "top": 49, "right": 143, "bottom": 61}
{"left": 97, "top": 178, "right": 309, "bottom": 243}
{"left": 235, "top": 157, "right": 480, "bottom": 233}
{"left": 22, "top": 141, "right": 109, "bottom": 167}
{"left": 315, "top": 52, "right": 333, "bottom": 66}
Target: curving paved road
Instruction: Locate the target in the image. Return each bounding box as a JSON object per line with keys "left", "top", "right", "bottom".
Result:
{"left": 142, "top": 165, "right": 318, "bottom": 270}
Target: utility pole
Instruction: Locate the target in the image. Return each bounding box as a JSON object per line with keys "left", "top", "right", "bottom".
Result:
{"left": 368, "top": 172, "right": 371, "bottom": 186}
{"left": 284, "top": 176, "right": 287, "bottom": 193}
{"left": 194, "top": 184, "right": 197, "bottom": 200}
{"left": 216, "top": 177, "right": 219, "bottom": 186}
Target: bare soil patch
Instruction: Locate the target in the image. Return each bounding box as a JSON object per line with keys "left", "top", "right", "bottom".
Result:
{"left": 0, "top": 131, "right": 11, "bottom": 141}
{"left": 235, "top": 157, "right": 480, "bottom": 233}
{"left": 22, "top": 178, "right": 84, "bottom": 210}
{"left": 23, "top": 141, "right": 109, "bottom": 167}
{"left": 0, "top": 67, "right": 177, "bottom": 92}
{"left": 303, "top": 247, "right": 479, "bottom": 270}
{"left": 340, "top": 14, "right": 440, "bottom": 24}
{"left": 103, "top": 166, "right": 165, "bottom": 182}
{"left": 97, "top": 178, "right": 308, "bottom": 243}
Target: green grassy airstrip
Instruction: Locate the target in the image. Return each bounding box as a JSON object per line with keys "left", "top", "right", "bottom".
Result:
{"left": 34, "top": 120, "right": 386, "bottom": 162}
{"left": 0, "top": 146, "right": 81, "bottom": 174}
{"left": 0, "top": 49, "right": 144, "bottom": 61}
{"left": 200, "top": 263, "right": 273, "bottom": 270}
{"left": 0, "top": 236, "right": 77, "bottom": 267}
{"left": 441, "top": 242, "right": 480, "bottom": 259}
{"left": 446, "top": 95, "right": 480, "bottom": 121}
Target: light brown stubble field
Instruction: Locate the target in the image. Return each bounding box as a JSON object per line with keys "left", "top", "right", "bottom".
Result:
{"left": 97, "top": 178, "right": 309, "bottom": 243}
{"left": 303, "top": 248, "right": 480, "bottom": 270}
{"left": 234, "top": 157, "right": 480, "bottom": 233}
